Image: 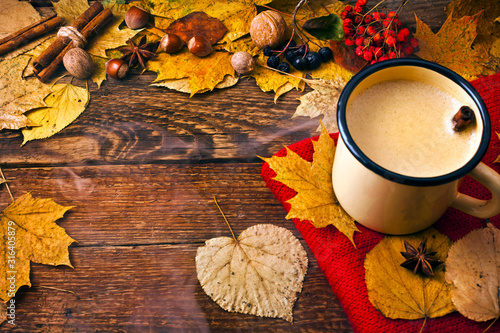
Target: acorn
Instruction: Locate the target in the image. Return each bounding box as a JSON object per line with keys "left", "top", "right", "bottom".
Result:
{"left": 62, "top": 48, "right": 94, "bottom": 79}
{"left": 125, "top": 6, "right": 150, "bottom": 30}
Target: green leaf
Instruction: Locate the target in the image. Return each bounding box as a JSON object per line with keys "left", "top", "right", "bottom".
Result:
{"left": 302, "top": 14, "right": 344, "bottom": 41}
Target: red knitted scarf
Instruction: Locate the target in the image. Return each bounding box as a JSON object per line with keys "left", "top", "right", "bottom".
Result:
{"left": 261, "top": 73, "right": 500, "bottom": 333}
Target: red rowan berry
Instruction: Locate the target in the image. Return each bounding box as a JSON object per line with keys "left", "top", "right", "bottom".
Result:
{"left": 394, "top": 19, "right": 402, "bottom": 28}
{"left": 343, "top": 18, "right": 353, "bottom": 27}
{"left": 364, "top": 37, "right": 372, "bottom": 46}
{"left": 356, "top": 46, "right": 364, "bottom": 56}
{"left": 397, "top": 32, "right": 407, "bottom": 43}
{"left": 378, "top": 55, "right": 389, "bottom": 62}
{"left": 355, "top": 36, "right": 364, "bottom": 46}
{"left": 345, "top": 5, "right": 353, "bottom": 12}
{"left": 354, "top": 4, "right": 363, "bottom": 13}
{"left": 341, "top": 10, "right": 348, "bottom": 19}
{"left": 409, "top": 37, "right": 419, "bottom": 48}
{"left": 387, "top": 11, "right": 398, "bottom": 19}
{"left": 356, "top": 0, "right": 368, "bottom": 6}
{"left": 356, "top": 26, "right": 366, "bottom": 35}
{"left": 367, "top": 25, "right": 377, "bottom": 36}
{"left": 345, "top": 37, "right": 355, "bottom": 46}
{"left": 343, "top": 26, "right": 353, "bottom": 36}
{"left": 400, "top": 28, "right": 410, "bottom": 37}
{"left": 372, "top": 12, "right": 386, "bottom": 20}
{"left": 403, "top": 46, "right": 413, "bottom": 55}
{"left": 373, "top": 47, "right": 383, "bottom": 58}
{"left": 364, "top": 14, "right": 373, "bottom": 24}
{"left": 383, "top": 30, "right": 395, "bottom": 38}
{"left": 355, "top": 16, "right": 362, "bottom": 24}
{"left": 363, "top": 50, "right": 373, "bottom": 61}
{"left": 373, "top": 33, "right": 384, "bottom": 45}
{"left": 386, "top": 36, "right": 396, "bottom": 47}
{"left": 388, "top": 51, "right": 397, "bottom": 59}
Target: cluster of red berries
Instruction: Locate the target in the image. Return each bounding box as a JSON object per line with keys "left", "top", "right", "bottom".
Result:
{"left": 341, "top": 0, "right": 418, "bottom": 64}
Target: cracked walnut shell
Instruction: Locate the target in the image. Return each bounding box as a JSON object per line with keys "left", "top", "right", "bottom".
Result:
{"left": 249, "top": 10, "right": 287, "bottom": 49}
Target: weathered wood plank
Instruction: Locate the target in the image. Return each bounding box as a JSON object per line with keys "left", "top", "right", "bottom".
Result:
{"left": 0, "top": 163, "right": 306, "bottom": 246}
{"left": 0, "top": 244, "right": 352, "bottom": 332}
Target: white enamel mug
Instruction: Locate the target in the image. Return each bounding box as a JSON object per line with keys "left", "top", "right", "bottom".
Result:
{"left": 332, "top": 59, "right": 500, "bottom": 235}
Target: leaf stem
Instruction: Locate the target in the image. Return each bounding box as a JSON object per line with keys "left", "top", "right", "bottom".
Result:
{"left": 213, "top": 197, "right": 237, "bottom": 242}
{"left": 0, "top": 167, "right": 14, "bottom": 202}
{"left": 483, "top": 315, "right": 499, "bottom": 333}
{"left": 419, "top": 317, "right": 427, "bottom": 333}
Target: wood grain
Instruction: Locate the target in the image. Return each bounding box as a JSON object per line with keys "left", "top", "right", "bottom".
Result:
{"left": 0, "top": 0, "right": 454, "bottom": 331}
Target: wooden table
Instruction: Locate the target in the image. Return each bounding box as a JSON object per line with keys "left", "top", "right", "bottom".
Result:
{"left": 0, "top": 1, "right": 451, "bottom": 331}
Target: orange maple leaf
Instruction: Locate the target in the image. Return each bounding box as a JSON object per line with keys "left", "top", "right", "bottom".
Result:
{"left": 414, "top": 11, "right": 492, "bottom": 80}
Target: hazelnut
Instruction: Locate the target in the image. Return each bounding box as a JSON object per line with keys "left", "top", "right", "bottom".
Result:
{"left": 231, "top": 51, "right": 255, "bottom": 75}
{"left": 249, "top": 10, "right": 287, "bottom": 49}
{"left": 105, "top": 58, "right": 129, "bottom": 79}
{"left": 187, "top": 35, "right": 213, "bottom": 57}
{"left": 62, "top": 47, "right": 94, "bottom": 79}
{"left": 160, "top": 33, "right": 184, "bottom": 54}
{"left": 125, "top": 6, "right": 150, "bottom": 30}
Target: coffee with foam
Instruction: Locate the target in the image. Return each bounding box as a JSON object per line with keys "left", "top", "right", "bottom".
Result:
{"left": 346, "top": 79, "right": 478, "bottom": 177}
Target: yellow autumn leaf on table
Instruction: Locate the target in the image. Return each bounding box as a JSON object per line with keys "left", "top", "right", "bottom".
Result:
{"left": 52, "top": 0, "right": 89, "bottom": 25}
{"left": 22, "top": 83, "right": 90, "bottom": 144}
{"left": 196, "top": 223, "right": 307, "bottom": 323}
{"left": 262, "top": 124, "right": 358, "bottom": 245}
{"left": 414, "top": 12, "right": 493, "bottom": 81}
{"left": 445, "top": 223, "right": 500, "bottom": 323}
{"left": 89, "top": 55, "right": 108, "bottom": 89}
{"left": 148, "top": 50, "right": 236, "bottom": 96}
{"left": 0, "top": 192, "right": 75, "bottom": 302}
{"left": 0, "top": 55, "right": 52, "bottom": 130}
{"left": 365, "top": 228, "right": 455, "bottom": 320}
{"left": 142, "top": 0, "right": 272, "bottom": 43}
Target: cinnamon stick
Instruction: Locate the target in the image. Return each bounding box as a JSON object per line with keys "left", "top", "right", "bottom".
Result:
{"left": 36, "top": 8, "right": 114, "bottom": 83}
{"left": 33, "top": 1, "right": 104, "bottom": 72}
{"left": 452, "top": 106, "right": 475, "bottom": 132}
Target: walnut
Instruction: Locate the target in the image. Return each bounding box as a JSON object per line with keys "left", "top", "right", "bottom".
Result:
{"left": 249, "top": 10, "right": 287, "bottom": 49}
{"left": 231, "top": 51, "right": 255, "bottom": 75}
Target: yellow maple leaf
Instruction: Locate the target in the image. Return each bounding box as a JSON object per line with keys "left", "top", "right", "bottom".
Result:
{"left": 22, "top": 83, "right": 90, "bottom": 144}
{"left": 445, "top": 223, "right": 500, "bottom": 323}
{"left": 0, "top": 192, "right": 75, "bottom": 302}
{"left": 0, "top": 55, "right": 52, "bottom": 130}
{"left": 148, "top": 50, "right": 236, "bottom": 96}
{"left": 262, "top": 124, "right": 358, "bottom": 245}
{"left": 415, "top": 12, "right": 493, "bottom": 80}
{"left": 365, "top": 228, "right": 455, "bottom": 322}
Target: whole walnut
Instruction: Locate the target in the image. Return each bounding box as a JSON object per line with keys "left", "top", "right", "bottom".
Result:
{"left": 249, "top": 10, "right": 287, "bottom": 49}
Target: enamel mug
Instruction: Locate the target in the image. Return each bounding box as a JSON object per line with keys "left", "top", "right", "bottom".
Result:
{"left": 332, "top": 58, "right": 500, "bottom": 235}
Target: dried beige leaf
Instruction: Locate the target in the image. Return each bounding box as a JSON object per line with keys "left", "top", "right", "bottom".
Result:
{"left": 196, "top": 224, "right": 308, "bottom": 323}
{"left": 52, "top": 0, "right": 89, "bottom": 25}
{"left": 0, "top": 55, "right": 52, "bottom": 130}
{"left": 445, "top": 223, "right": 500, "bottom": 322}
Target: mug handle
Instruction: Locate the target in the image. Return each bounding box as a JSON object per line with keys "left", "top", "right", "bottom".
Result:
{"left": 451, "top": 162, "right": 500, "bottom": 218}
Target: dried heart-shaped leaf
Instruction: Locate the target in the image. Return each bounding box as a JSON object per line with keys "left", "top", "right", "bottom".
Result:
{"left": 415, "top": 12, "right": 493, "bottom": 80}
{"left": 0, "top": 55, "right": 52, "bottom": 130}
{"left": 262, "top": 124, "right": 358, "bottom": 245}
{"left": 196, "top": 223, "right": 308, "bottom": 323}
{"left": 0, "top": 192, "right": 75, "bottom": 302}
{"left": 445, "top": 223, "right": 500, "bottom": 322}
{"left": 22, "top": 83, "right": 90, "bottom": 144}
{"left": 302, "top": 14, "right": 344, "bottom": 41}
{"left": 365, "top": 228, "right": 455, "bottom": 320}
{"left": 166, "top": 11, "right": 227, "bottom": 44}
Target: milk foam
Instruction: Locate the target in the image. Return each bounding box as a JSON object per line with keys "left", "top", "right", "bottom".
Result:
{"left": 347, "top": 80, "right": 478, "bottom": 177}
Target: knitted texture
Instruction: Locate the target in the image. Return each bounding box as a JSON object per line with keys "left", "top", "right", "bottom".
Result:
{"left": 261, "top": 73, "right": 500, "bottom": 333}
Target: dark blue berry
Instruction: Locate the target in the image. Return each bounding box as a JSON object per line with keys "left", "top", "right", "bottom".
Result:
{"left": 291, "top": 56, "right": 308, "bottom": 71}
{"left": 267, "top": 55, "right": 280, "bottom": 68}
{"left": 305, "top": 52, "right": 321, "bottom": 70}
{"left": 285, "top": 50, "right": 297, "bottom": 62}
{"left": 276, "top": 62, "right": 290, "bottom": 73}
{"left": 318, "top": 47, "right": 333, "bottom": 62}
{"left": 263, "top": 46, "right": 273, "bottom": 57}
{"left": 288, "top": 39, "right": 297, "bottom": 48}
{"left": 294, "top": 46, "right": 306, "bottom": 58}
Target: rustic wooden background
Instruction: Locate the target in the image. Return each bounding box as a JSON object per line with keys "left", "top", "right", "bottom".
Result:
{"left": 0, "top": 0, "right": 452, "bottom": 331}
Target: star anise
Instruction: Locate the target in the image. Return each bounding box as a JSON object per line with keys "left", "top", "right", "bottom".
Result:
{"left": 120, "top": 35, "right": 159, "bottom": 69}
{"left": 400, "top": 238, "right": 443, "bottom": 277}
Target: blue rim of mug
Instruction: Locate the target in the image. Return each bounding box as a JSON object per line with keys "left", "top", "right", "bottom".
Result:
{"left": 337, "top": 58, "right": 491, "bottom": 187}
